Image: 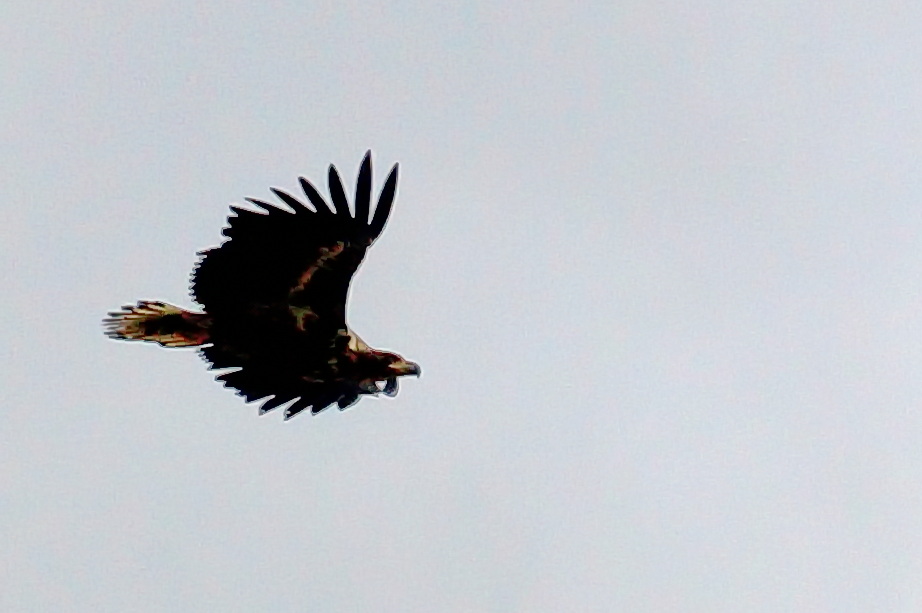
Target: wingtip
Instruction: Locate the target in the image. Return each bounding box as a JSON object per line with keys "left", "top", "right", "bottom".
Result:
{"left": 327, "top": 164, "right": 351, "bottom": 218}
{"left": 244, "top": 197, "right": 286, "bottom": 215}
{"left": 299, "top": 176, "right": 332, "bottom": 214}
{"left": 385, "top": 162, "right": 399, "bottom": 188}
{"left": 354, "top": 150, "right": 374, "bottom": 225}
{"left": 268, "top": 187, "right": 312, "bottom": 214}
{"left": 368, "top": 162, "right": 399, "bottom": 238}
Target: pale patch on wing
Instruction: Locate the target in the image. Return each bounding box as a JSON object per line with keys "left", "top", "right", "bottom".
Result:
{"left": 346, "top": 329, "right": 369, "bottom": 352}
{"left": 289, "top": 305, "right": 319, "bottom": 331}
{"left": 290, "top": 242, "right": 346, "bottom": 293}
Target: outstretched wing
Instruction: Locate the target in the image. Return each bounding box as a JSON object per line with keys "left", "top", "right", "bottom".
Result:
{"left": 190, "top": 151, "right": 399, "bottom": 418}
{"left": 200, "top": 340, "right": 365, "bottom": 418}
{"left": 191, "top": 150, "right": 398, "bottom": 331}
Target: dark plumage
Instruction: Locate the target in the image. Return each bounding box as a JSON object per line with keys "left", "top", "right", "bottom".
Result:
{"left": 103, "top": 151, "right": 420, "bottom": 419}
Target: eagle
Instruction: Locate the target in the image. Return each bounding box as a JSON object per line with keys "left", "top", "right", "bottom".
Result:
{"left": 103, "top": 151, "right": 420, "bottom": 419}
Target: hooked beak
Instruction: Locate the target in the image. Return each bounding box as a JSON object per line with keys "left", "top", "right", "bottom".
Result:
{"left": 392, "top": 360, "right": 421, "bottom": 377}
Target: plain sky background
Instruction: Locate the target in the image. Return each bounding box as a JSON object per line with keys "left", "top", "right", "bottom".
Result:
{"left": 3, "top": 2, "right": 921, "bottom": 611}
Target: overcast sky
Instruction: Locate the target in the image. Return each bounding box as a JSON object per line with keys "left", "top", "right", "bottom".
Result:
{"left": 4, "top": 2, "right": 922, "bottom": 611}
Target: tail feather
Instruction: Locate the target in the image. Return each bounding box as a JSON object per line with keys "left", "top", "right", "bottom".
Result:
{"left": 103, "top": 301, "right": 211, "bottom": 347}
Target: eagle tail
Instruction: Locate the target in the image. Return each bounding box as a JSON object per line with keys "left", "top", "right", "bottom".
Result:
{"left": 103, "top": 301, "right": 211, "bottom": 347}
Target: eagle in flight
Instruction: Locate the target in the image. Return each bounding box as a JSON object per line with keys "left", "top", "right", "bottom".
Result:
{"left": 103, "top": 151, "right": 420, "bottom": 419}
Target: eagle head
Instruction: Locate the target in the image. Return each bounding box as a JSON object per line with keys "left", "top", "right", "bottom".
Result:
{"left": 356, "top": 351, "right": 420, "bottom": 398}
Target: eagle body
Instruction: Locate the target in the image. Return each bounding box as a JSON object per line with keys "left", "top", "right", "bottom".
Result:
{"left": 104, "top": 152, "right": 420, "bottom": 419}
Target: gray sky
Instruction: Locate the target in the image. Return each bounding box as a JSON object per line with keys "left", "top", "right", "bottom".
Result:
{"left": 3, "top": 2, "right": 922, "bottom": 611}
